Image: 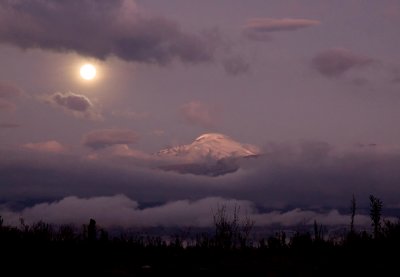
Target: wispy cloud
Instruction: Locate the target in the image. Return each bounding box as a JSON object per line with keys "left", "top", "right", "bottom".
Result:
{"left": 243, "top": 18, "right": 319, "bottom": 41}
{"left": 180, "top": 101, "right": 220, "bottom": 128}
{"left": 22, "top": 140, "right": 67, "bottom": 153}
{"left": 312, "top": 48, "right": 374, "bottom": 77}
{"left": 82, "top": 129, "right": 139, "bottom": 150}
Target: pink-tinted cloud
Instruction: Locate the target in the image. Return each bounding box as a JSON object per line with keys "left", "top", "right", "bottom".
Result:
{"left": 22, "top": 140, "right": 67, "bottom": 153}
{"left": 0, "top": 81, "right": 22, "bottom": 112}
{"left": 82, "top": 129, "right": 139, "bottom": 150}
{"left": 0, "top": 99, "right": 16, "bottom": 112}
{"left": 180, "top": 101, "right": 220, "bottom": 128}
{"left": 0, "top": 81, "right": 23, "bottom": 98}
{"left": 243, "top": 18, "right": 319, "bottom": 41}
{"left": 312, "top": 48, "right": 374, "bottom": 77}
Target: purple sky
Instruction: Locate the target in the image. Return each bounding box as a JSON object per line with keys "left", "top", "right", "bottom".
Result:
{"left": 1, "top": 0, "right": 400, "bottom": 228}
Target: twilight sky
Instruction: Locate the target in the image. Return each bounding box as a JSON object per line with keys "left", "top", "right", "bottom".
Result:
{"left": 1, "top": 0, "right": 400, "bottom": 228}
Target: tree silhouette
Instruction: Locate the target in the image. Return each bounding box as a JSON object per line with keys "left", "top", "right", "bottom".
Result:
{"left": 88, "top": 218, "right": 97, "bottom": 241}
{"left": 350, "top": 194, "right": 356, "bottom": 234}
{"left": 369, "top": 195, "right": 383, "bottom": 239}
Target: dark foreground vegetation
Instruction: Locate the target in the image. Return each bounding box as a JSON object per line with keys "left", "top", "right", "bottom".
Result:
{"left": 1, "top": 195, "right": 399, "bottom": 276}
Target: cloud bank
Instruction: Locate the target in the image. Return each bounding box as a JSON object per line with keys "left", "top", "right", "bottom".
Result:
{"left": 0, "top": 0, "right": 214, "bottom": 65}
{"left": 1, "top": 141, "right": 400, "bottom": 213}
{"left": 0, "top": 195, "right": 371, "bottom": 228}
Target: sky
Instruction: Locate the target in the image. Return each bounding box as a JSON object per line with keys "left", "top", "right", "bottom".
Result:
{"left": 1, "top": 0, "right": 400, "bottom": 228}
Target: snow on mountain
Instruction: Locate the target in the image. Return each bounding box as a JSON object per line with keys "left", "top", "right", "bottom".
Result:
{"left": 155, "top": 133, "right": 260, "bottom": 176}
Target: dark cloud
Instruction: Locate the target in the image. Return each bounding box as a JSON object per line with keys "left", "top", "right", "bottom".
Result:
{"left": 243, "top": 18, "right": 319, "bottom": 41}
{"left": 180, "top": 101, "right": 220, "bottom": 128}
{"left": 0, "top": 0, "right": 214, "bottom": 65}
{"left": 50, "top": 92, "right": 92, "bottom": 112}
{"left": 222, "top": 56, "right": 250, "bottom": 76}
{"left": 82, "top": 129, "right": 139, "bottom": 150}
{"left": 46, "top": 92, "right": 99, "bottom": 119}
{"left": 312, "top": 48, "right": 374, "bottom": 77}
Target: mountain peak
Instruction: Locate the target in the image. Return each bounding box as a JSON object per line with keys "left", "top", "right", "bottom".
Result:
{"left": 157, "top": 133, "right": 259, "bottom": 161}
{"left": 194, "top": 133, "right": 229, "bottom": 142}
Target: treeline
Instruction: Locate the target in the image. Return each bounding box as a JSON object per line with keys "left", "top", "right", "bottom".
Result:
{"left": 0, "top": 195, "right": 399, "bottom": 276}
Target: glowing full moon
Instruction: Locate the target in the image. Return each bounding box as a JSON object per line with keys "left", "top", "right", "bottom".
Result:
{"left": 80, "top": 64, "right": 96, "bottom": 80}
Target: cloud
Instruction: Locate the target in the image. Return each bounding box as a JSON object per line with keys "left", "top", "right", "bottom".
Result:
{"left": 46, "top": 92, "right": 100, "bottom": 119}
{"left": 82, "top": 129, "right": 139, "bottom": 150}
{"left": 222, "top": 56, "right": 250, "bottom": 76}
{"left": 180, "top": 101, "right": 220, "bottom": 128}
{"left": 0, "top": 81, "right": 22, "bottom": 112}
{"left": 0, "top": 195, "right": 372, "bottom": 228}
{"left": 0, "top": 0, "right": 214, "bottom": 65}
{"left": 0, "top": 81, "right": 23, "bottom": 98}
{"left": 0, "top": 123, "right": 20, "bottom": 128}
{"left": 22, "top": 140, "right": 67, "bottom": 153}
{"left": 0, "top": 99, "right": 16, "bottom": 112}
{"left": 312, "top": 48, "right": 374, "bottom": 77}
{"left": 3, "top": 140, "right": 400, "bottom": 222}
{"left": 243, "top": 18, "right": 319, "bottom": 41}
{"left": 111, "top": 110, "right": 150, "bottom": 120}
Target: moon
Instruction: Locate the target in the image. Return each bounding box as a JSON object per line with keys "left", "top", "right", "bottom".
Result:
{"left": 80, "top": 64, "right": 96, "bottom": 80}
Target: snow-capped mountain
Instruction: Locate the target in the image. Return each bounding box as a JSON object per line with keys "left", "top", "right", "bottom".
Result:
{"left": 156, "top": 133, "right": 260, "bottom": 176}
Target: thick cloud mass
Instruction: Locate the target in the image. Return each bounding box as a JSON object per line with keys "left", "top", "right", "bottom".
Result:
{"left": 312, "top": 48, "right": 374, "bottom": 77}
{"left": 1, "top": 142, "right": 400, "bottom": 213}
{"left": 82, "top": 129, "right": 139, "bottom": 149}
{"left": 0, "top": 0, "right": 214, "bottom": 65}
{"left": 1, "top": 195, "right": 371, "bottom": 228}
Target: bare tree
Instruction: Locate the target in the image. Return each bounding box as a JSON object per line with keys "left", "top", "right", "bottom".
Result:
{"left": 350, "top": 194, "right": 356, "bottom": 234}
{"left": 369, "top": 195, "right": 383, "bottom": 239}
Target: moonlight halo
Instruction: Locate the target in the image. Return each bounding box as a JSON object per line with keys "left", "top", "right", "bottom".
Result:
{"left": 80, "top": 64, "right": 96, "bottom": 80}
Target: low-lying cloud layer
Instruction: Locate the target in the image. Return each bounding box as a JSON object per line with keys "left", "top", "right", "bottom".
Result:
{"left": 1, "top": 141, "right": 400, "bottom": 216}
{"left": 0, "top": 195, "right": 371, "bottom": 228}
{"left": 0, "top": 0, "right": 214, "bottom": 65}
